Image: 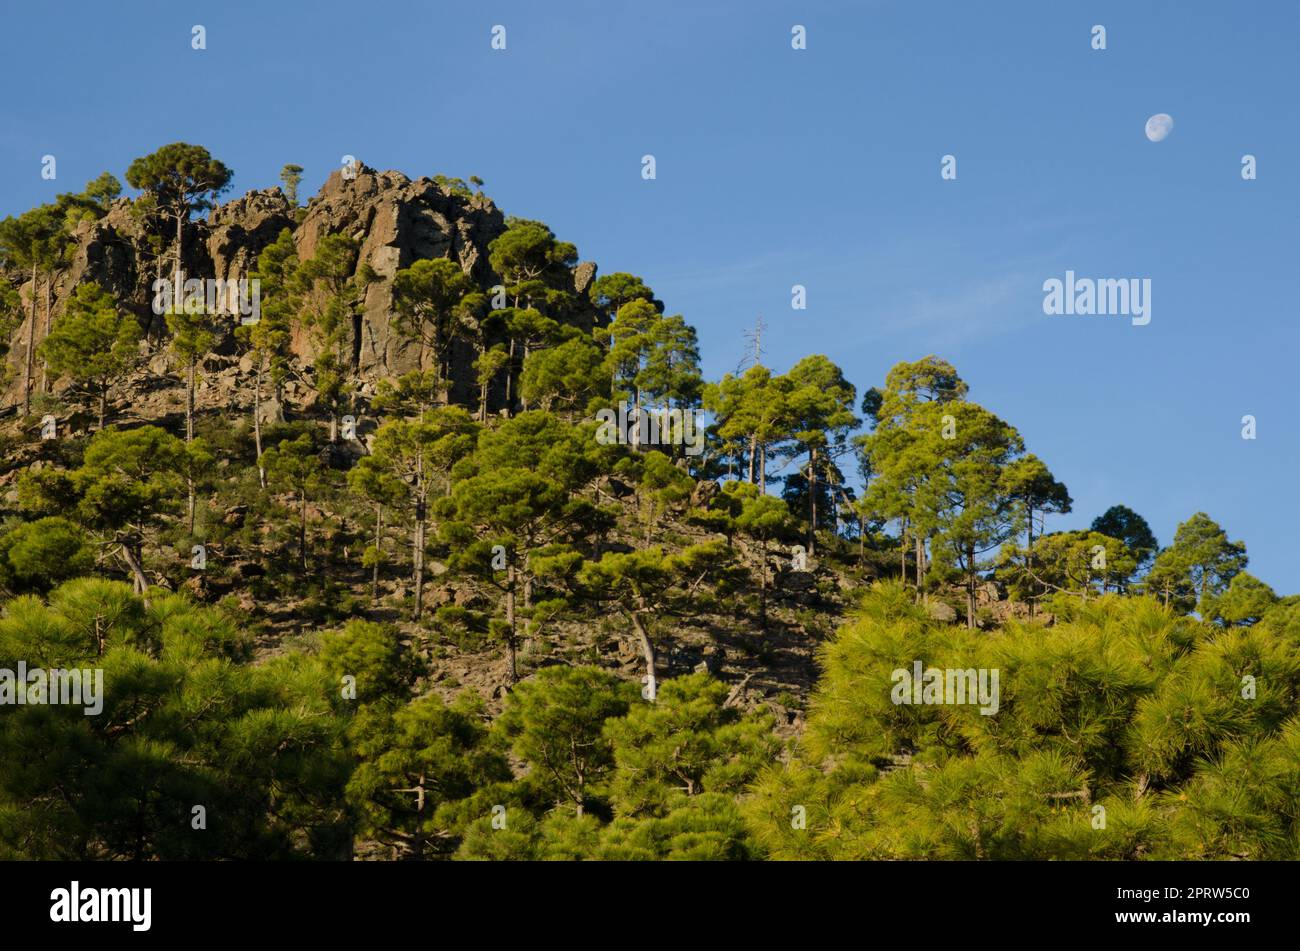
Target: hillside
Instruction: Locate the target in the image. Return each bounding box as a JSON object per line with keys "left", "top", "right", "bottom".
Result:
{"left": 0, "top": 146, "right": 1295, "bottom": 862}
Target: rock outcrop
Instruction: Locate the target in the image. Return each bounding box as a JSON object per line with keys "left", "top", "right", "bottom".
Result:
{"left": 2, "top": 163, "right": 600, "bottom": 415}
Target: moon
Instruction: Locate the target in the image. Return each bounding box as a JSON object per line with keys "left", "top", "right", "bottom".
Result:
{"left": 1145, "top": 113, "right": 1174, "bottom": 142}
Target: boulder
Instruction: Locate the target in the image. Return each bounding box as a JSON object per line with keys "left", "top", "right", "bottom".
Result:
{"left": 926, "top": 600, "right": 958, "bottom": 623}
{"left": 690, "top": 479, "right": 720, "bottom": 508}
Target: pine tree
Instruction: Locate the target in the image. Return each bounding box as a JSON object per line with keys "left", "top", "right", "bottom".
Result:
{"left": 0, "top": 579, "right": 349, "bottom": 859}
{"left": 495, "top": 665, "right": 636, "bottom": 816}
{"left": 576, "top": 541, "right": 731, "bottom": 701}
{"left": 279, "top": 164, "right": 304, "bottom": 206}
{"left": 39, "top": 282, "right": 141, "bottom": 428}
{"left": 243, "top": 228, "right": 299, "bottom": 486}
{"left": 17, "top": 425, "right": 193, "bottom": 596}
{"left": 366, "top": 406, "right": 479, "bottom": 619}
{"left": 733, "top": 486, "right": 795, "bottom": 628}
{"left": 261, "top": 433, "right": 328, "bottom": 571}
{"left": 1146, "top": 512, "right": 1247, "bottom": 612}
{"left": 487, "top": 219, "right": 579, "bottom": 413}
{"left": 125, "top": 144, "right": 232, "bottom": 340}
{"left": 0, "top": 207, "right": 55, "bottom": 416}
{"left": 1091, "top": 504, "right": 1159, "bottom": 571}
{"left": 442, "top": 411, "right": 595, "bottom": 680}
{"left": 519, "top": 333, "right": 606, "bottom": 416}
{"left": 0, "top": 516, "right": 94, "bottom": 594}
{"left": 391, "top": 257, "right": 474, "bottom": 386}
{"left": 346, "top": 692, "right": 509, "bottom": 859}
{"left": 290, "top": 234, "right": 373, "bottom": 440}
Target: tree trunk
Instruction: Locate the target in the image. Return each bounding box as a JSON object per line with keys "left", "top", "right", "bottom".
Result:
{"left": 21, "top": 264, "right": 35, "bottom": 416}
{"left": 186, "top": 356, "right": 197, "bottom": 534}
{"left": 758, "top": 537, "right": 768, "bottom": 628}
{"left": 412, "top": 772, "right": 426, "bottom": 860}
{"left": 631, "top": 609, "right": 656, "bottom": 701}
{"left": 412, "top": 504, "right": 425, "bottom": 621}
{"left": 899, "top": 519, "right": 908, "bottom": 583}
{"left": 253, "top": 356, "right": 266, "bottom": 488}
{"left": 185, "top": 358, "right": 196, "bottom": 441}
{"left": 632, "top": 387, "right": 642, "bottom": 451}
{"left": 39, "top": 273, "right": 51, "bottom": 393}
{"left": 519, "top": 342, "right": 531, "bottom": 413}
{"left": 966, "top": 544, "right": 977, "bottom": 629}
{"left": 413, "top": 454, "right": 426, "bottom": 620}
{"left": 119, "top": 540, "right": 150, "bottom": 599}
{"left": 505, "top": 562, "right": 518, "bottom": 683}
{"left": 174, "top": 208, "right": 184, "bottom": 325}
{"left": 477, "top": 341, "right": 488, "bottom": 421}
{"left": 807, "top": 448, "right": 817, "bottom": 555}
{"left": 1026, "top": 504, "right": 1035, "bottom": 619}
{"left": 299, "top": 496, "right": 308, "bottom": 570}
{"left": 504, "top": 337, "right": 516, "bottom": 416}
{"left": 372, "top": 504, "right": 383, "bottom": 603}
{"left": 98, "top": 388, "right": 107, "bottom": 430}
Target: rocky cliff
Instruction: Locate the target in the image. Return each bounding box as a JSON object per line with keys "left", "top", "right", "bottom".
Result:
{"left": 1, "top": 163, "right": 599, "bottom": 415}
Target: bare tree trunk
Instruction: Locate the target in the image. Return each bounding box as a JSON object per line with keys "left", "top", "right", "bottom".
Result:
{"left": 412, "top": 504, "right": 425, "bottom": 621}
{"left": 504, "top": 337, "right": 516, "bottom": 416}
{"left": 631, "top": 609, "right": 656, "bottom": 701}
{"left": 412, "top": 773, "right": 426, "bottom": 860}
{"left": 899, "top": 519, "right": 908, "bottom": 583}
{"left": 185, "top": 355, "right": 197, "bottom": 533}
{"left": 372, "top": 504, "right": 382, "bottom": 602}
{"left": 299, "top": 497, "right": 308, "bottom": 570}
{"left": 1026, "top": 505, "right": 1036, "bottom": 619}
{"left": 119, "top": 539, "right": 150, "bottom": 598}
{"left": 174, "top": 209, "right": 184, "bottom": 326}
{"left": 631, "top": 387, "right": 642, "bottom": 451}
{"left": 254, "top": 356, "right": 266, "bottom": 488}
{"left": 966, "top": 544, "right": 977, "bottom": 629}
{"left": 39, "top": 274, "right": 51, "bottom": 393}
{"left": 505, "top": 562, "right": 518, "bottom": 683}
{"left": 21, "top": 264, "right": 36, "bottom": 416}
{"left": 477, "top": 341, "right": 488, "bottom": 421}
{"left": 413, "top": 453, "right": 426, "bottom": 620}
{"left": 807, "top": 448, "right": 817, "bottom": 555}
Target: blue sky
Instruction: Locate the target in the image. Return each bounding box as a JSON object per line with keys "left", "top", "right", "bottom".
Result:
{"left": 3, "top": 1, "right": 1297, "bottom": 589}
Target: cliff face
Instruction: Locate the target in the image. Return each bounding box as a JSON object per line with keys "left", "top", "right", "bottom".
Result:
{"left": 2, "top": 164, "right": 598, "bottom": 414}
